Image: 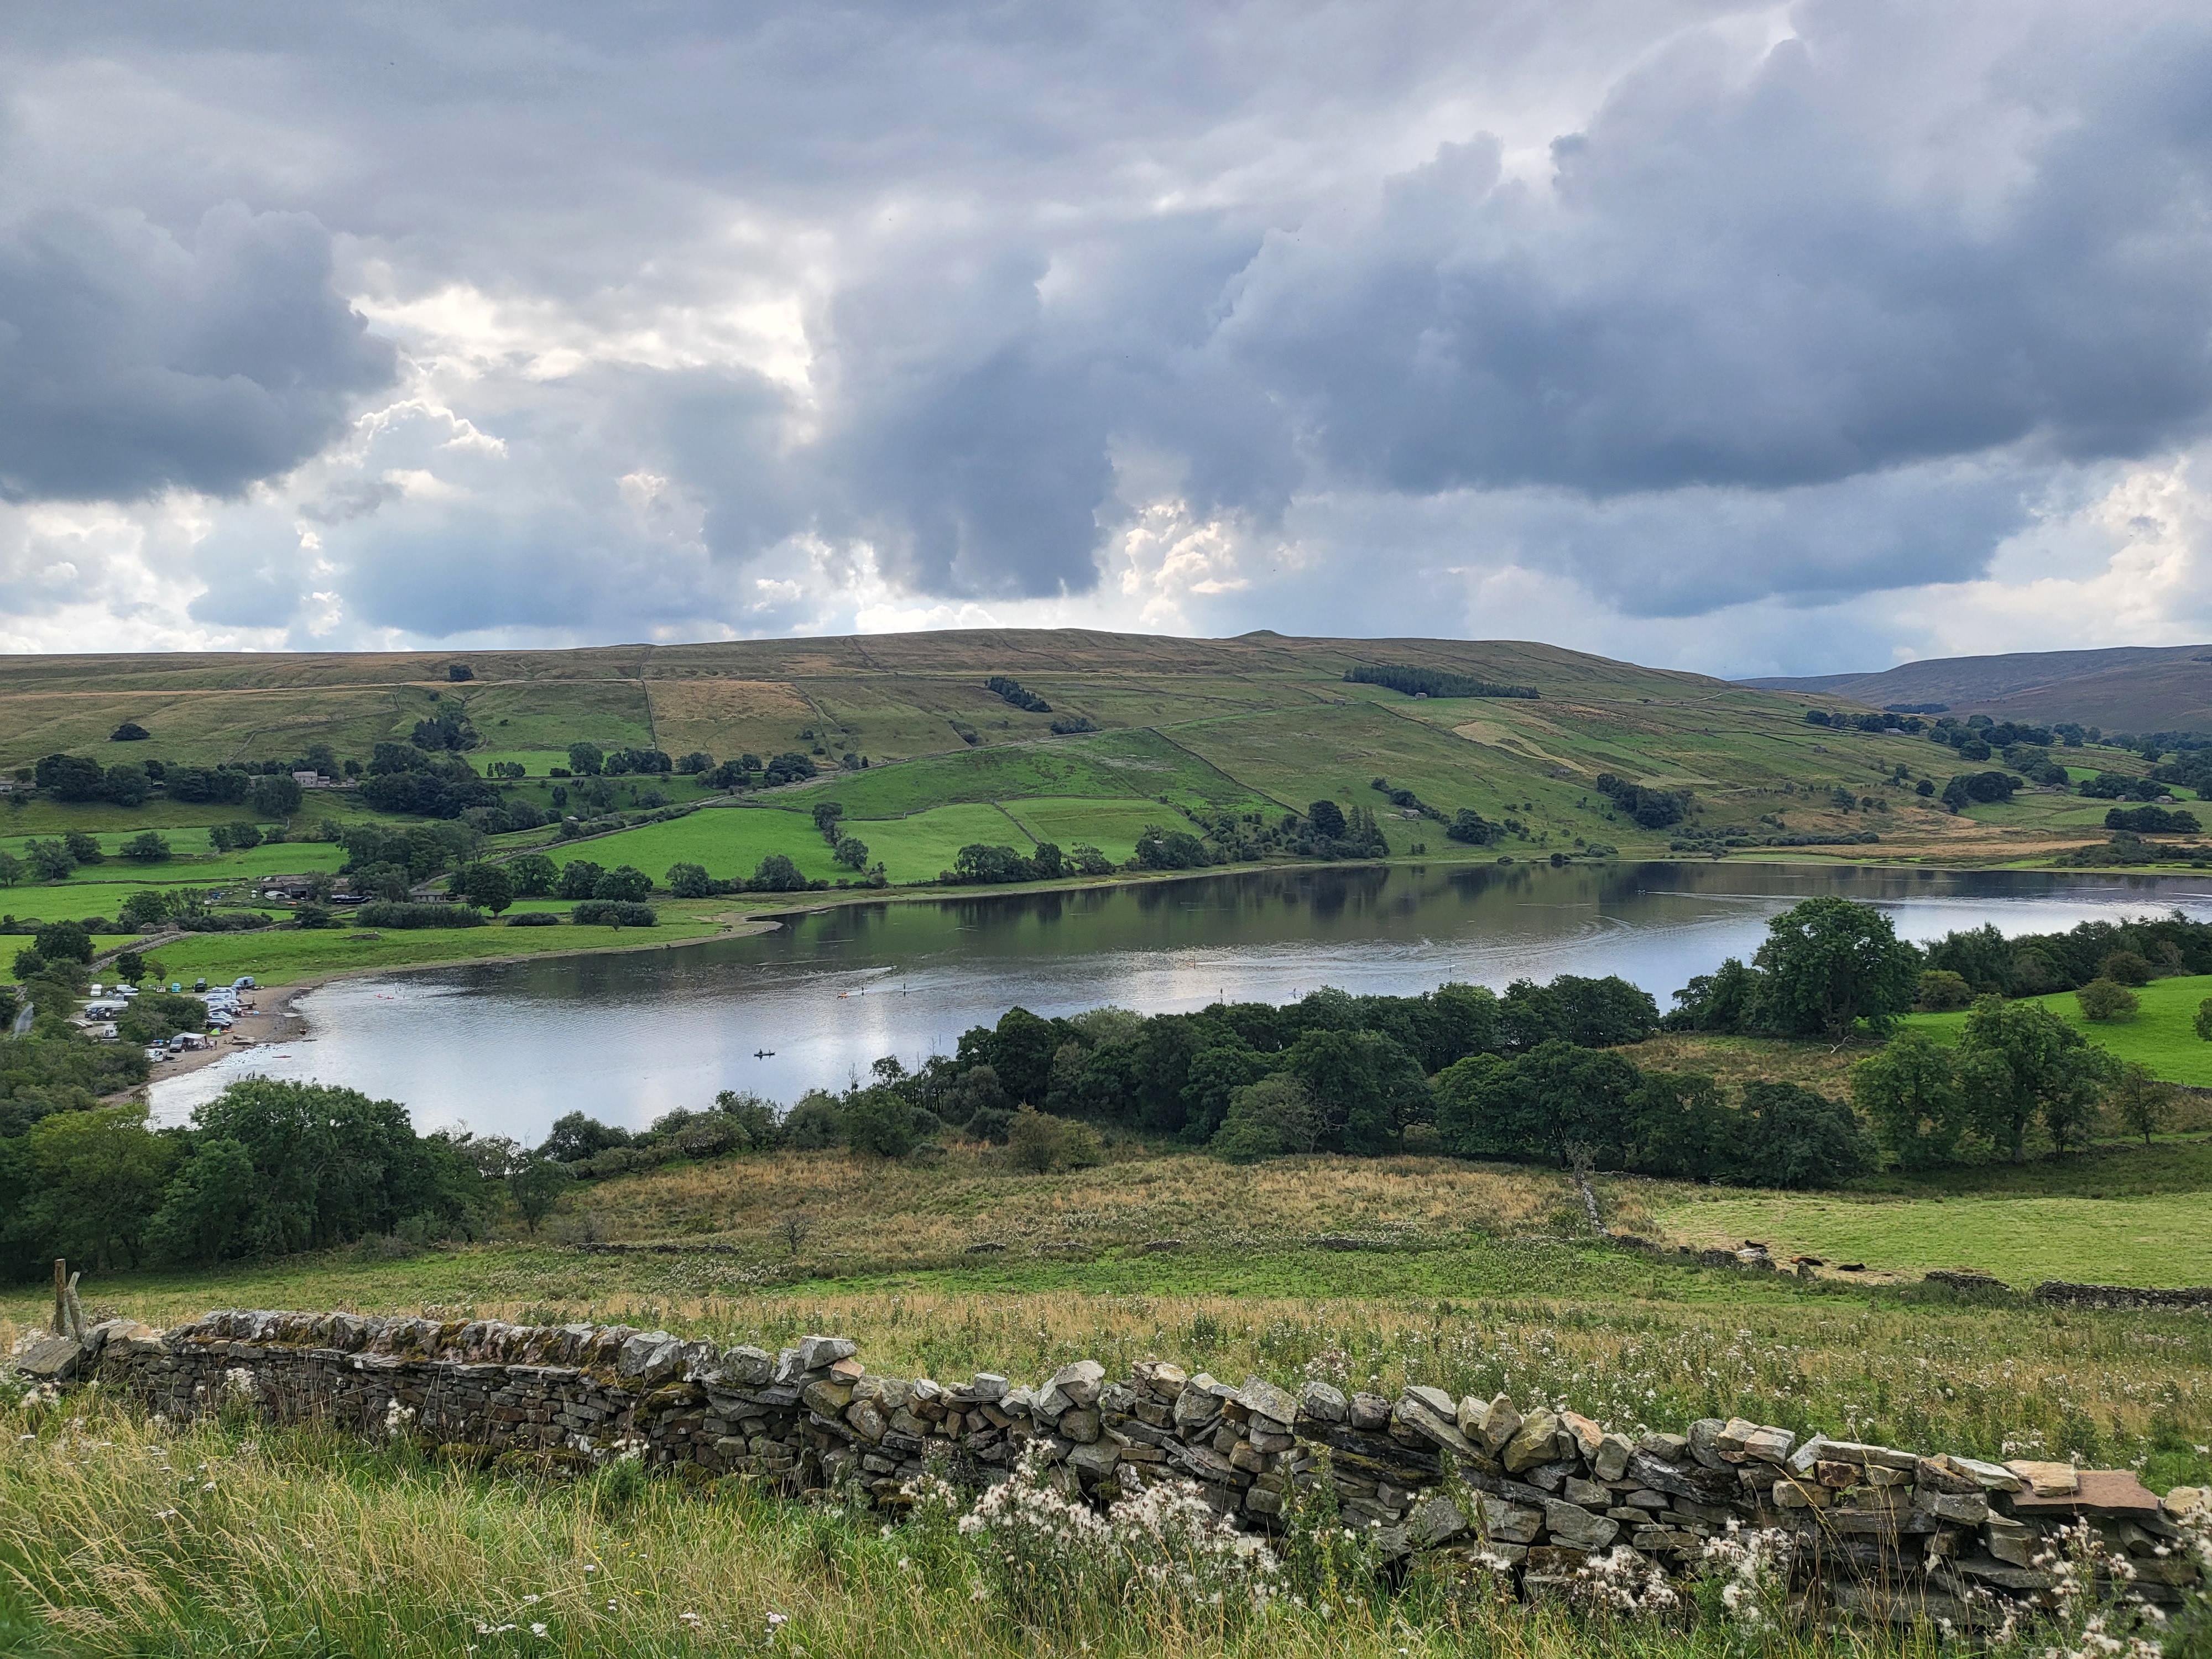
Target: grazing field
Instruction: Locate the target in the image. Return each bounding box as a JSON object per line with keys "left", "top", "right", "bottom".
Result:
{"left": 7, "top": 1135, "right": 2210, "bottom": 1658}
{"left": 15, "top": 1142, "right": 2211, "bottom": 1484}
{"left": 574, "top": 801, "right": 1046, "bottom": 886}
{"left": 1655, "top": 1187, "right": 2212, "bottom": 1286}
{"left": 1906, "top": 972, "right": 2212, "bottom": 1085}
{"left": 108, "top": 906, "right": 739, "bottom": 988}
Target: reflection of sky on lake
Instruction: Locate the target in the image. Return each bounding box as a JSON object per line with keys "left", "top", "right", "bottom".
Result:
{"left": 151, "top": 863, "right": 2212, "bottom": 1142}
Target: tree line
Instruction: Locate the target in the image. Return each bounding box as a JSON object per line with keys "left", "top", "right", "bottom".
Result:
{"left": 0, "top": 1076, "right": 566, "bottom": 1279}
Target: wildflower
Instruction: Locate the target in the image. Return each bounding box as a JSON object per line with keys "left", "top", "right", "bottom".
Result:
{"left": 529, "top": 1623, "right": 547, "bottom": 1638}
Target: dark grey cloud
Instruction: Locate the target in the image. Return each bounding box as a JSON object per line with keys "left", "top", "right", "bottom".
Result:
{"left": 3, "top": 0, "right": 2210, "bottom": 661}
{"left": 0, "top": 202, "right": 395, "bottom": 502}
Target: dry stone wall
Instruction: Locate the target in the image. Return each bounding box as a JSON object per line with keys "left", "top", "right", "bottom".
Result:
{"left": 49, "top": 1310, "right": 2209, "bottom": 1628}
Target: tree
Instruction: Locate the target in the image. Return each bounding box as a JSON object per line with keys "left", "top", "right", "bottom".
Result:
{"left": 0, "top": 851, "right": 19, "bottom": 888}
{"left": 1913, "top": 969, "right": 1975, "bottom": 1011}
{"left": 2100, "top": 950, "right": 2153, "bottom": 987}
{"left": 63, "top": 830, "right": 103, "bottom": 864}
{"left": 110, "top": 721, "right": 150, "bottom": 742}
{"left": 1955, "top": 995, "right": 2121, "bottom": 1161}
{"left": 113, "top": 951, "right": 147, "bottom": 984}
{"left": 506, "top": 1151, "right": 573, "bottom": 1233}
{"left": 34, "top": 919, "right": 93, "bottom": 964}
{"left": 2111, "top": 1062, "right": 2174, "bottom": 1147}
{"left": 557, "top": 859, "right": 605, "bottom": 900}
{"left": 24, "top": 839, "right": 73, "bottom": 881}
{"left": 121, "top": 831, "right": 171, "bottom": 863}
{"left": 1851, "top": 1030, "right": 1965, "bottom": 1168}
{"left": 539, "top": 1111, "right": 632, "bottom": 1162}
{"left": 1005, "top": 1105, "right": 1104, "bottom": 1172}
{"left": 1750, "top": 896, "right": 1920, "bottom": 1038}
{"left": 666, "top": 861, "right": 712, "bottom": 898}
{"left": 2197, "top": 997, "right": 2212, "bottom": 1042}
{"left": 20, "top": 1104, "right": 177, "bottom": 1269}
{"left": 1307, "top": 799, "right": 1347, "bottom": 838}
{"left": 2075, "top": 978, "right": 2140, "bottom": 1022}
{"left": 592, "top": 865, "right": 652, "bottom": 902}
{"left": 226, "top": 821, "right": 264, "bottom": 850}
{"left": 143, "top": 1138, "right": 256, "bottom": 1265}
{"left": 567, "top": 742, "right": 604, "bottom": 776}
{"left": 508, "top": 852, "right": 559, "bottom": 897}
{"left": 675, "top": 750, "right": 715, "bottom": 774}
{"left": 751, "top": 853, "right": 807, "bottom": 891}
{"left": 246, "top": 773, "right": 303, "bottom": 818}
{"left": 454, "top": 861, "right": 513, "bottom": 915}
{"left": 844, "top": 1086, "right": 922, "bottom": 1157}
{"left": 1733, "top": 1083, "right": 1875, "bottom": 1188}
{"left": 832, "top": 834, "right": 869, "bottom": 871}
{"left": 1208, "top": 1075, "right": 1321, "bottom": 1162}
{"left": 812, "top": 801, "right": 846, "bottom": 841}
{"left": 1283, "top": 1027, "right": 1426, "bottom": 1154}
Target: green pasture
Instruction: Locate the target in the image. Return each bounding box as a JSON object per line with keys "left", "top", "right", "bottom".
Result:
{"left": 813, "top": 727, "right": 1265, "bottom": 820}
{"left": 994, "top": 796, "right": 1177, "bottom": 863}
{"left": 563, "top": 801, "right": 1042, "bottom": 885}
{"left": 1906, "top": 972, "right": 2212, "bottom": 1084}
{"left": 463, "top": 748, "right": 575, "bottom": 776}
{"left": 129, "top": 909, "right": 729, "bottom": 988}
{"left": 1653, "top": 1186, "right": 2212, "bottom": 1287}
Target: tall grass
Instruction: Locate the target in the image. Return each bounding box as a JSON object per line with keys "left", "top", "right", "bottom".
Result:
{"left": 0, "top": 1391, "right": 1979, "bottom": 1659}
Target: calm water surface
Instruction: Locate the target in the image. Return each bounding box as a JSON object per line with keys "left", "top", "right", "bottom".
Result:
{"left": 149, "top": 862, "right": 2212, "bottom": 1141}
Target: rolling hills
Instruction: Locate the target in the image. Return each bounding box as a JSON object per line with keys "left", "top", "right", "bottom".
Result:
{"left": 0, "top": 629, "right": 2174, "bottom": 912}
{"left": 1741, "top": 641, "right": 2212, "bottom": 732}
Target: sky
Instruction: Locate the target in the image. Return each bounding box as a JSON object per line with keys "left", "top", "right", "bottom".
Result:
{"left": 4, "top": 1, "right": 2211, "bottom": 678}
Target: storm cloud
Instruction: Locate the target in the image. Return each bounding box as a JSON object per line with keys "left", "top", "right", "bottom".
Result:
{"left": 2, "top": 1, "right": 2210, "bottom": 670}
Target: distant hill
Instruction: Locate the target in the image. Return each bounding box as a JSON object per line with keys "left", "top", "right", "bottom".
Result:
{"left": 1740, "top": 644, "right": 2212, "bottom": 732}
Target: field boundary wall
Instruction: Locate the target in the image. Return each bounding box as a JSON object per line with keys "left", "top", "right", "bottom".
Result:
{"left": 28, "top": 1308, "right": 2206, "bottom": 1627}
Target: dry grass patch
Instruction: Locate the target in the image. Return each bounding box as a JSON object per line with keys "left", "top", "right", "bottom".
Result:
{"left": 566, "top": 1146, "right": 1569, "bottom": 1260}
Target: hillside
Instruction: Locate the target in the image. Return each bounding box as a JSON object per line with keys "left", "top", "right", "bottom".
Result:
{"left": 1741, "top": 643, "right": 2212, "bottom": 732}
{"left": 0, "top": 629, "right": 2176, "bottom": 975}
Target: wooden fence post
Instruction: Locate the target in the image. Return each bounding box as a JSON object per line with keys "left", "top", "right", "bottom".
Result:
{"left": 52, "top": 1259, "right": 65, "bottom": 1337}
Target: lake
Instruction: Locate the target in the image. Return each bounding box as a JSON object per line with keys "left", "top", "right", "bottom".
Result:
{"left": 149, "top": 861, "right": 2212, "bottom": 1141}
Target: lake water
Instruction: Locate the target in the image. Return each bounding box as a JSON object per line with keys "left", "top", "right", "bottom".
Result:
{"left": 149, "top": 862, "right": 2212, "bottom": 1142}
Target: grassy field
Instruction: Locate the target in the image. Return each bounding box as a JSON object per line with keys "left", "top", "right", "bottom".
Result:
{"left": 1654, "top": 1186, "right": 2212, "bottom": 1285}
{"left": 572, "top": 801, "right": 1050, "bottom": 886}
{"left": 1, "top": 629, "right": 2160, "bottom": 884}
{"left": 14, "top": 1142, "right": 2211, "bottom": 1481}
{"left": 108, "top": 906, "right": 742, "bottom": 988}
{"left": 1906, "top": 972, "right": 2212, "bottom": 1085}
{"left": 6, "top": 1135, "right": 2209, "bottom": 1656}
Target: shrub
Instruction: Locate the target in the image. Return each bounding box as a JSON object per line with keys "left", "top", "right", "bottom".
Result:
{"left": 1913, "top": 969, "right": 1975, "bottom": 1011}
{"left": 2075, "top": 978, "right": 2140, "bottom": 1022}
{"left": 1005, "top": 1105, "right": 1104, "bottom": 1173}
{"left": 1209, "top": 1075, "right": 1320, "bottom": 1162}
{"left": 2100, "top": 950, "right": 2153, "bottom": 986}
{"left": 779, "top": 1091, "right": 847, "bottom": 1150}
{"left": 120, "top": 831, "right": 171, "bottom": 863}
{"left": 570, "top": 900, "right": 656, "bottom": 927}
{"left": 506, "top": 911, "right": 560, "bottom": 927}
{"left": 353, "top": 901, "right": 488, "bottom": 929}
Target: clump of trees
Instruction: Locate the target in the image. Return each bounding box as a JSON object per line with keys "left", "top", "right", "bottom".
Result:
{"left": 985, "top": 675, "right": 1052, "bottom": 713}
{"left": 0, "top": 1076, "right": 504, "bottom": 1277}
{"left": 1343, "top": 665, "right": 1538, "bottom": 700}
{"left": 1594, "top": 773, "right": 1692, "bottom": 830}
{"left": 1852, "top": 1001, "right": 2120, "bottom": 1167}
{"left": 1921, "top": 911, "right": 2212, "bottom": 998}
{"left": 1668, "top": 897, "right": 1921, "bottom": 1039}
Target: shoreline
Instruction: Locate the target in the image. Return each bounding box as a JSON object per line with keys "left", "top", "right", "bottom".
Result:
{"left": 106, "top": 854, "right": 2208, "bottom": 1112}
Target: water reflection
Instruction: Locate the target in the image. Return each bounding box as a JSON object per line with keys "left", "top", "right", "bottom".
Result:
{"left": 151, "top": 862, "right": 2212, "bottom": 1141}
